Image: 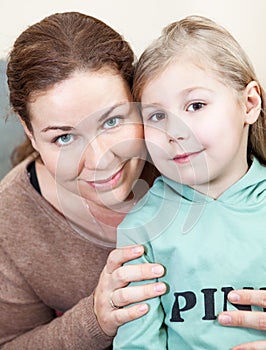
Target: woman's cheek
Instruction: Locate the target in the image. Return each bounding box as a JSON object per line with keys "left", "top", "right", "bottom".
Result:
{"left": 52, "top": 145, "right": 85, "bottom": 181}
{"left": 103, "top": 122, "right": 145, "bottom": 158}
{"left": 112, "top": 136, "right": 147, "bottom": 159}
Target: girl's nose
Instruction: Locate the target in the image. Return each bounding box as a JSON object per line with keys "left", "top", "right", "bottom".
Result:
{"left": 167, "top": 116, "right": 190, "bottom": 143}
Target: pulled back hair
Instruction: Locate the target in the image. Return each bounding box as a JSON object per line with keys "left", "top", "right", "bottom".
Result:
{"left": 7, "top": 11, "right": 135, "bottom": 165}
{"left": 133, "top": 15, "right": 266, "bottom": 165}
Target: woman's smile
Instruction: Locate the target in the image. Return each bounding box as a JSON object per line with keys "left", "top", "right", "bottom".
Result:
{"left": 84, "top": 162, "right": 127, "bottom": 191}
{"left": 28, "top": 70, "right": 146, "bottom": 206}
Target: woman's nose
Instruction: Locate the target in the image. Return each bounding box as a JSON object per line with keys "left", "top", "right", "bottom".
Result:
{"left": 83, "top": 137, "right": 115, "bottom": 170}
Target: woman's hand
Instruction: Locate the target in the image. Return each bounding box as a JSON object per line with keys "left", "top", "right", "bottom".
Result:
{"left": 93, "top": 245, "right": 166, "bottom": 336}
{"left": 218, "top": 289, "right": 266, "bottom": 350}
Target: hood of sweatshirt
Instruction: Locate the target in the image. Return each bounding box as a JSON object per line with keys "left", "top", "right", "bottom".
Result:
{"left": 151, "top": 158, "right": 266, "bottom": 207}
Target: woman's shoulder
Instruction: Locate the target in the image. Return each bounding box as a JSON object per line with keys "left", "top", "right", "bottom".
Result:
{"left": 0, "top": 154, "right": 42, "bottom": 234}
{"left": 0, "top": 153, "right": 37, "bottom": 194}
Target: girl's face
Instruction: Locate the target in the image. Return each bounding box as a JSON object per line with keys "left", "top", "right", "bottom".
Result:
{"left": 141, "top": 60, "right": 260, "bottom": 198}
{"left": 26, "top": 70, "right": 146, "bottom": 208}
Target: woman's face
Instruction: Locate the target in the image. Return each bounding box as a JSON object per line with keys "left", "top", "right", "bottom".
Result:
{"left": 26, "top": 70, "right": 146, "bottom": 208}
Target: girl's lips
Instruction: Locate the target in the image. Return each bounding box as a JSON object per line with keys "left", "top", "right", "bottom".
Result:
{"left": 173, "top": 150, "right": 203, "bottom": 164}
{"left": 86, "top": 165, "right": 125, "bottom": 190}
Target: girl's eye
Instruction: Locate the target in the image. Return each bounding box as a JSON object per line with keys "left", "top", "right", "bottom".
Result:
{"left": 187, "top": 102, "right": 205, "bottom": 112}
{"left": 54, "top": 134, "right": 74, "bottom": 146}
{"left": 103, "top": 117, "right": 121, "bottom": 129}
{"left": 150, "top": 112, "right": 166, "bottom": 122}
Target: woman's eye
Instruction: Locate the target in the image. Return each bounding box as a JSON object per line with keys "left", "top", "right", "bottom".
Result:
{"left": 103, "top": 117, "right": 121, "bottom": 129}
{"left": 150, "top": 112, "right": 166, "bottom": 122}
{"left": 54, "top": 134, "right": 74, "bottom": 146}
{"left": 187, "top": 102, "right": 205, "bottom": 112}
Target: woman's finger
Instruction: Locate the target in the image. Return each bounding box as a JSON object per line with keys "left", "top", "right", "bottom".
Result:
{"left": 111, "top": 262, "right": 165, "bottom": 289}
{"left": 218, "top": 310, "right": 266, "bottom": 330}
{"left": 110, "top": 303, "right": 149, "bottom": 331}
{"left": 105, "top": 245, "right": 144, "bottom": 274}
{"left": 111, "top": 282, "right": 167, "bottom": 307}
{"left": 231, "top": 340, "right": 266, "bottom": 350}
{"left": 228, "top": 289, "right": 266, "bottom": 308}
{"left": 97, "top": 295, "right": 150, "bottom": 336}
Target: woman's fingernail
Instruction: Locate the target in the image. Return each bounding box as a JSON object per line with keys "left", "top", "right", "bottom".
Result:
{"left": 132, "top": 246, "right": 142, "bottom": 254}
{"left": 228, "top": 292, "right": 240, "bottom": 302}
{"left": 154, "top": 283, "right": 166, "bottom": 293}
{"left": 218, "top": 314, "right": 232, "bottom": 325}
{"left": 138, "top": 304, "right": 148, "bottom": 313}
{"left": 152, "top": 265, "right": 164, "bottom": 275}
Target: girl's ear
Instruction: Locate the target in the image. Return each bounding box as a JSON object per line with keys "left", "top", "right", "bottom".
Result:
{"left": 19, "top": 117, "right": 39, "bottom": 152}
{"left": 243, "top": 81, "right": 261, "bottom": 125}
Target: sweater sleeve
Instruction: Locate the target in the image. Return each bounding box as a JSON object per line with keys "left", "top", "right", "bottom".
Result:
{"left": 0, "top": 247, "right": 113, "bottom": 350}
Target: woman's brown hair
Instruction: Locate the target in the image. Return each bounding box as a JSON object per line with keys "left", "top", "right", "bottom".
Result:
{"left": 7, "top": 11, "right": 135, "bottom": 165}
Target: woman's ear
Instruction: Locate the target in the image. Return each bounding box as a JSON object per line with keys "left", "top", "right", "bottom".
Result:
{"left": 243, "top": 81, "right": 261, "bottom": 125}
{"left": 19, "top": 117, "right": 39, "bottom": 152}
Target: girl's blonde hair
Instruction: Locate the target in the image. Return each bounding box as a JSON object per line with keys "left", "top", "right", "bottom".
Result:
{"left": 133, "top": 15, "right": 266, "bottom": 165}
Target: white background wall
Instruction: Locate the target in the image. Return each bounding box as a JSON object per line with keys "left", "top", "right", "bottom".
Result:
{"left": 0, "top": 0, "right": 265, "bottom": 178}
{"left": 1, "top": 0, "right": 266, "bottom": 85}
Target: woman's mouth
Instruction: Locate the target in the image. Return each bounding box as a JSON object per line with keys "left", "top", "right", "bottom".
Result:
{"left": 86, "top": 165, "right": 125, "bottom": 191}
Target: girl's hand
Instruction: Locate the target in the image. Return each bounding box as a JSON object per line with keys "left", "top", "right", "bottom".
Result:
{"left": 93, "top": 245, "right": 166, "bottom": 336}
{"left": 218, "top": 289, "right": 266, "bottom": 350}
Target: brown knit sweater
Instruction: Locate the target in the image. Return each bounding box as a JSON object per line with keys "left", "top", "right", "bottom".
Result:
{"left": 0, "top": 156, "right": 113, "bottom": 349}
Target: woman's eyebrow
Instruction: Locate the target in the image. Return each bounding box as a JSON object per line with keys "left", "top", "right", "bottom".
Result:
{"left": 41, "top": 103, "right": 128, "bottom": 133}
{"left": 41, "top": 125, "right": 74, "bottom": 133}
{"left": 97, "top": 102, "right": 129, "bottom": 123}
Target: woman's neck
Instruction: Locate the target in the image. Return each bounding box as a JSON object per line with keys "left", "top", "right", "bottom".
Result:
{"left": 35, "top": 159, "right": 135, "bottom": 245}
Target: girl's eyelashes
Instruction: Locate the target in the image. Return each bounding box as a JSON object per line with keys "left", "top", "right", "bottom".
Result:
{"left": 141, "top": 110, "right": 166, "bottom": 123}
{"left": 186, "top": 101, "right": 206, "bottom": 112}
{"left": 52, "top": 133, "right": 74, "bottom": 146}
{"left": 149, "top": 112, "right": 166, "bottom": 122}
{"left": 142, "top": 99, "right": 207, "bottom": 120}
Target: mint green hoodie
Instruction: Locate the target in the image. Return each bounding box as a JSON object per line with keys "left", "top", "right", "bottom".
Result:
{"left": 114, "top": 158, "right": 266, "bottom": 349}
